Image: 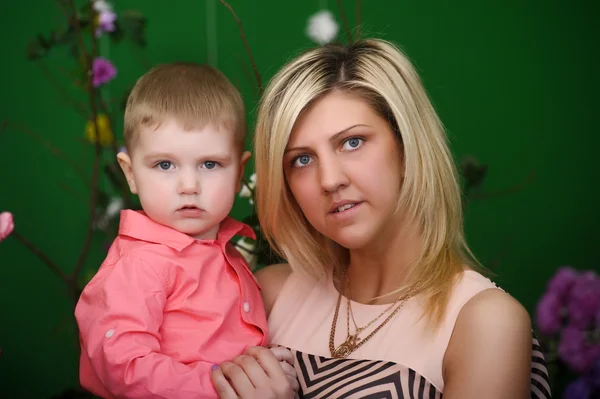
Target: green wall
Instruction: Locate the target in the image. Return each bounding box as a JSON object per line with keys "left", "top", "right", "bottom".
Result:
{"left": 0, "top": 0, "right": 597, "bottom": 397}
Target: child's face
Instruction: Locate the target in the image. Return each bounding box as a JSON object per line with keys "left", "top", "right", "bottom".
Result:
{"left": 117, "top": 118, "right": 250, "bottom": 240}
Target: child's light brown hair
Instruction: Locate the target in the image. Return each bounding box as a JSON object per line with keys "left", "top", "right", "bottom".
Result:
{"left": 123, "top": 62, "right": 246, "bottom": 152}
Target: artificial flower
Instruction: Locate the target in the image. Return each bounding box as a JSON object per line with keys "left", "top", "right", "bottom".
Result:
{"left": 0, "top": 212, "right": 14, "bottom": 243}
{"left": 92, "top": 57, "right": 117, "bottom": 87}
{"left": 92, "top": 0, "right": 112, "bottom": 13}
{"left": 306, "top": 10, "right": 339, "bottom": 45}
{"left": 95, "top": 197, "right": 124, "bottom": 231}
{"left": 236, "top": 237, "right": 258, "bottom": 269}
{"left": 239, "top": 173, "right": 256, "bottom": 204}
{"left": 96, "top": 9, "right": 117, "bottom": 36}
{"left": 85, "top": 113, "right": 114, "bottom": 146}
{"left": 535, "top": 292, "right": 562, "bottom": 335}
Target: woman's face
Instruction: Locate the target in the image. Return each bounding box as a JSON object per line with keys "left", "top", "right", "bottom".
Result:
{"left": 283, "top": 91, "right": 405, "bottom": 250}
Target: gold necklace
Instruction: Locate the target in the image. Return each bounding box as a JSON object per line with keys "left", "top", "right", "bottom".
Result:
{"left": 328, "top": 272, "right": 412, "bottom": 359}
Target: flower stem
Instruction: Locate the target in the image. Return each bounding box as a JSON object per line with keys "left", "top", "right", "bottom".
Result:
{"left": 336, "top": 0, "right": 353, "bottom": 43}
{"left": 218, "top": 0, "right": 263, "bottom": 94}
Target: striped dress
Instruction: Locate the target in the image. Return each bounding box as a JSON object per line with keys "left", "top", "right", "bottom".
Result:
{"left": 269, "top": 270, "right": 551, "bottom": 398}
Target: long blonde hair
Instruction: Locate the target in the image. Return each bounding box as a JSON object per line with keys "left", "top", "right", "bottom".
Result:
{"left": 254, "top": 39, "right": 483, "bottom": 325}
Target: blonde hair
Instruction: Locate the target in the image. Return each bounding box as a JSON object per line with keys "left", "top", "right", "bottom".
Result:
{"left": 124, "top": 62, "right": 245, "bottom": 151}
{"left": 254, "top": 39, "right": 484, "bottom": 326}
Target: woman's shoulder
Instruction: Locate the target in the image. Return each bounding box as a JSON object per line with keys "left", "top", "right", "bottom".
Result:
{"left": 256, "top": 263, "right": 325, "bottom": 317}
{"left": 255, "top": 264, "right": 293, "bottom": 316}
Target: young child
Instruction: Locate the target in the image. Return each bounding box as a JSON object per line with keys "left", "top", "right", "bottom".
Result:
{"left": 75, "top": 63, "right": 288, "bottom": 398}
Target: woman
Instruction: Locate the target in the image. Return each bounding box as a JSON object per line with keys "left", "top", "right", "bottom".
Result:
{"left": 212, "top": 38, "right": 551, "bottom": 398}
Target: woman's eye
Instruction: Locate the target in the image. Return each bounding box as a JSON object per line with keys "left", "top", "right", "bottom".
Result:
{"left": 157, "top": 161, "right": 173, "bottom": 170}
{"left": 202, "top": 161, "right": 219, "bottom": 169}
{"left": 342, "top": 137, "right": 363, "bottom": 150}
{"left": 292, "top": 155, "right": 312, "bottom": 168}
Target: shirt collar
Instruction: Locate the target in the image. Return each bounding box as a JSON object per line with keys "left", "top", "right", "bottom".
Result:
{"left": 118, "top": 210, "right": 256, "bottom": 252}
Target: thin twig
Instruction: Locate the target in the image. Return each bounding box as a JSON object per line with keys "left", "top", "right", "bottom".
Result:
{"left": 0, "top": 120, "right": 7, "bottom": 137}
{"left": 355, "top": 0, "right": 361, "bottom": 41}
{"left": 11, "top": 231, "right": 70, "bottom": 282}
{"left": 54, "top": 0, "right": 70, "bottom": 22}
{"left": 336, "top": 0, "right": 353, "bottom": 43}
{"left": 4, "top": 120, "right": 89, "bottom": 185}
{"left": 218, "top": 0, "right": 263, "bottom": 94}
{"left": 472, "top": 170, "right": 537, "bottom": 201}
{"left": 38, "top": 62, "right": 89, "bottom": 119}
{"left": 68, "top": 0, "right": 103, "bottom": 283}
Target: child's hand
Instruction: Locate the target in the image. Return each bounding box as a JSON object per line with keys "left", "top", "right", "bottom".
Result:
{"left": 211, "top": 346, "right": 298, "bottom": 399}
{"left": 268, "top": 346, "right": 298, "bottom": 393}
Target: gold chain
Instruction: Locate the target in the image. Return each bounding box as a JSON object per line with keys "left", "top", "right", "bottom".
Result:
{"left": 345, "top": 274, "right": 402, "bottom": 336}
{"left": 329, "top": 271, "right": 412, "bottom": 359}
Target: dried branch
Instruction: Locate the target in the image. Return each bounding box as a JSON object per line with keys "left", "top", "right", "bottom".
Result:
{"left": 472, "top": 170, "right": 537, "bottom": 201}
{"left": 11, "top": 231, "right": 69, "bottom": 282}
{"left": 218, "top": 0, "right": 263, "bottom": 94}
{"left": 355, "top": 0, "right": 361, "bottom": 41}
{"left": 68, "top": 0, "right": 103, "bottom": 282}
{"left": 336, "top": 0, "right": 353, "bottom": 43}
{"left": 4, "top": 120, "right": 89, "bottom": 185}
{"left": 38, "top": 62, "right": 89, "bottom": 119}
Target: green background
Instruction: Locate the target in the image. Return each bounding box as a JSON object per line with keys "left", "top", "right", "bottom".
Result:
{"left": 0, "top": 0, "right": 598, "bottom": 397}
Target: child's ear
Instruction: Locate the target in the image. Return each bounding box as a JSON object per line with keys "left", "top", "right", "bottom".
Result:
{"left": 117, "top": 151, "right": 138, "bottom": 194}
{"left": 237, "top": 151, "right": 252, "bottom": 193}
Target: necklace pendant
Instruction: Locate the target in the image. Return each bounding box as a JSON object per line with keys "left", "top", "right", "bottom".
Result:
{"left": 332, "top": 335, "right": 358, "bottom": 358}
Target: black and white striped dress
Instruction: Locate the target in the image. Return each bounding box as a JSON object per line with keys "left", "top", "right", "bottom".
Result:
{"left": 269, "top": 270, "right": 552, "bottom": 398}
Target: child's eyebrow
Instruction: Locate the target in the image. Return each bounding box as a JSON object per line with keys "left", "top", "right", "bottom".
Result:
{"left": 143, "top": 153, "right": 175, "bottom": 162}
{"left": 143, "top": 152, "right": 233, "bottom": 162}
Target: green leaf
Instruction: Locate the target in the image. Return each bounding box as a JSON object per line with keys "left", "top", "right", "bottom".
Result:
{"left": 112, "top": 9, "right": 147, "bottom": 48}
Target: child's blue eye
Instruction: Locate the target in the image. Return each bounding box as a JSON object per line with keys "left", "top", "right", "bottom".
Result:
{"left": 203, "top": 161, "right": 218, "bottom": 169}
{"left": 158, "top": 161, "right": 173, "bottom": 170}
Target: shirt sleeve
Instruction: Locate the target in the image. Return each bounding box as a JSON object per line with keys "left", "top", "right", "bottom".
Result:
{"left": 75, "top": 254, "right": 218, "bottom": 398}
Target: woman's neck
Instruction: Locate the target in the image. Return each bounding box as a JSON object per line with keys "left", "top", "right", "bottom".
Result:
{"left": 346, "top": 218, "right": 422, "bottom": 305}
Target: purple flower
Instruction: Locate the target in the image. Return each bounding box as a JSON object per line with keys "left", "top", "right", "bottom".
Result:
{"left": 558, "top": 326, "right": 600, "bottom": 373}
{"left": 547, "top": 266, "right": 579, "bottom": 299}
{"left": 567, "top": 272, "right": 600, "bottom": 329}
{"left": 536, "top": 292, "right": 563, "bottom": 335}
{"left": 96, "top": 10, "right": 117, "bottom": 36}
{"left": 564, "top": 377, "right": 593, "bottom": 399}
{"left": 92, "top": 57, "right": 117, "bottom": 87}
{"left": 589, "top": 357, "right": 600, "bottom": 389}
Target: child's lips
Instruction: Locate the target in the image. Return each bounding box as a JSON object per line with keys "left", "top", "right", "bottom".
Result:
{"left": 177, "top": 206, "right": 204, "bottom": 216}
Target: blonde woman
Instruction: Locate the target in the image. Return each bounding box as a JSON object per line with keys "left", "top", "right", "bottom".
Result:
{"left": 211, "top": 39, "right": 551, "bottom": 398}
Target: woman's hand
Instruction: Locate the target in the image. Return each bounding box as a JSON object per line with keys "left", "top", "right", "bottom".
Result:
{"left": 211, "top": 346, "right": 299, "bottom": 399}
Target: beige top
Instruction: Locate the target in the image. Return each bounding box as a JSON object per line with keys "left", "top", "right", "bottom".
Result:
{"left": 269, "top": 269, "right": 551, "bottom": 398}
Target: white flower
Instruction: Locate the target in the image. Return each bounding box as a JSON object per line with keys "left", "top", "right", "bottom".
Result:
{"left": 93, "top": 0, "right": 113, "bottom": 13}
{"left": 306, "top": 10, "right": 339, "bottom": 45}
{"left": 105, "top": 197, "right": 124, "bottom": 219}
{"left": 95, "top": 196, "right": 124, "bottom": 230}
{"left": 239, "top": 173, "right": 256, "bottom": 204}
{"left": 236, "top": 237, "right": 258, "bottom": 269}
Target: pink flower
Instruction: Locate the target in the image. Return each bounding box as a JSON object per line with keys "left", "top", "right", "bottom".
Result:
{"left": 0, "top": 212, "right": 14, "bottom": 242}
{"left": 96, "top": 10, "right": 117, "bottom": 37}
{"left": 92, "top": 57, "right": 117, "bottom": 87}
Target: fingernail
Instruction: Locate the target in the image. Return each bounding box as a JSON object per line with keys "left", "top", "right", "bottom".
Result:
{"left": 211, "top": 364, "right": 219, "bottom": 371}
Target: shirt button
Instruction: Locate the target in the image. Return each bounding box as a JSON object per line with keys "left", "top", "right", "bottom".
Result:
{"left": 105, "top": 329, "right": 115, "bottom": 338}
{"left": 243, "top": 301, "right": 250, "bottom": 313}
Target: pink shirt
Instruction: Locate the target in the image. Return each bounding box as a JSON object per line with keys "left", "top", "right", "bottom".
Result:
{"left": 75, "top": 210, "right": 268, "bottom": 398}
